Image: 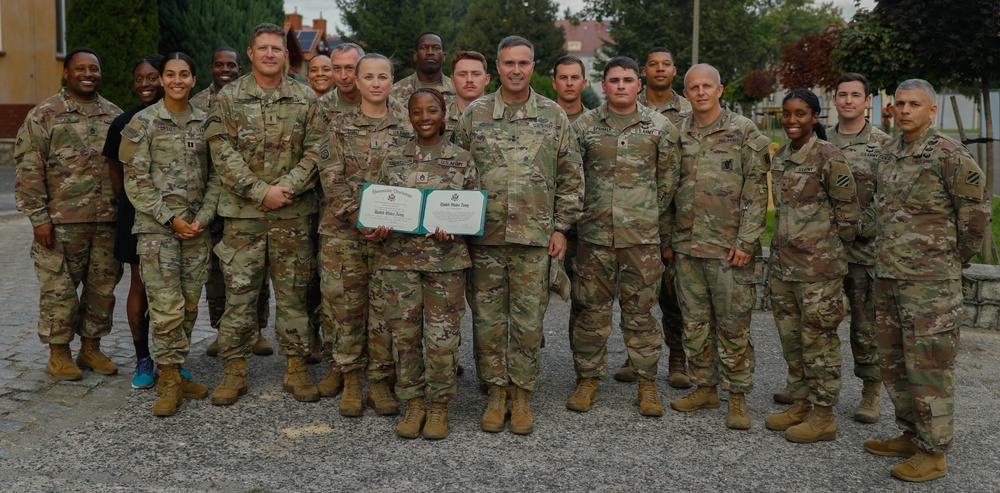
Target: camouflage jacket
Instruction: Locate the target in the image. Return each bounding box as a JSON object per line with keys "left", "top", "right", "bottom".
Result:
{"left": 121, "top": 100, "right": 220, "bottom": 235}
{"left": 14, "top": 89, "right": 123, "bottom": 227}
{"left": 317, "top": 105, "right": 414, "bottom": 239}
{"left": 443, "top": 97, "right": 464, "bottom": 144}
{"left": 189, "top": 84, "right": 220, "bottom": 114}
{"left": 391, "top": 73, "right": 457, "bottom": 105}
{"left": 875, "top": 128, "right": 990, "bottom": 280}
{"left": 454, "top": 89, "right": 584, "bottom": 246}
{"left": 670, "top": 110, "right": 770, "bottom": 258}
{"left": 205, "top": 74, "right": 322, "bottom": 219}
{"left": 572, "top": 102, "right": 680, "bottom": 250}
{"left": 638, "top": 89, "right": 692, "bottom": 127}
{"left": 375, "top": 140, "right": 478, "bottom": 272}
{"left": 769, "top": 135, "right": 859, "bottom": 282}
{"left": 317, "top": 88, "right": 361, "bottom": 124}
{"left": 826, "top": 121, "right": 892, "bottom": 266}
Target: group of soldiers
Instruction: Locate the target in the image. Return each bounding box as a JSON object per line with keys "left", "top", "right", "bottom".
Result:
{"left": 13, "top": 21, "right": 987, "bottom": 482}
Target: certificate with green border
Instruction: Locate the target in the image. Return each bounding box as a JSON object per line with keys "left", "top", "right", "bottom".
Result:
{"left": 357, "top": 183, "right": 487, "bottom": 236}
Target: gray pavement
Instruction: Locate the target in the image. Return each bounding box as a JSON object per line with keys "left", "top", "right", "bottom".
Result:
{"left": 1, "top": 214, "right": 999, "bottom": 491}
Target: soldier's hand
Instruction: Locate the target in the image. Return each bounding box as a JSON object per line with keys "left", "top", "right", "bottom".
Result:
{"left": 426, "top": 227, "right": 454, "bottom": 242}
{"left": 365, "top": 225, "right": 392, "bottom": 240}
{"left": 33, "top": 222, "right": 54, "bottom": 248}
{"left": 548, "top": 231, "right": 568, "bottom": 260}
{"left": 728, "top": 246, "right": 751, "bottom": 267}
{"left": 260, "top": 186, "right": 295, "bottom": 211}
{"left": 662, "top": 249, "right": 675, "bottom": 266}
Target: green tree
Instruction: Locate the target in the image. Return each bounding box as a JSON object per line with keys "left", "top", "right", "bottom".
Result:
{"left": 66, "top": 0, "right": 159, "bottom": 109}
{"left": 158, "top": 0, "right": 285, "bottom": 93}
{"left": 830, "top": 6, "right": 917, "bottom": 93}
{"left": 455, "top": 0, "right": 567, "bottom": 77}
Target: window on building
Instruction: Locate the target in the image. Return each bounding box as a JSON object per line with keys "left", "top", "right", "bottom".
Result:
{"left": 568, "top": 41, "right": 582, "bottom": 52}
{"left": 56, "top": 0, "right": 68, "bottom": 58}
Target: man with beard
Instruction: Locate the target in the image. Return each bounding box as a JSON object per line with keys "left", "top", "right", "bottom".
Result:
{"left": 392, "top": 31, "right": 456, "bottom": 103}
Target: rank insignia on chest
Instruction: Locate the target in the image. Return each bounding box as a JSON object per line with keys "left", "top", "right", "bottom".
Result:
{"left": 89, "top": 127, "right": 97, "bottom": 136}
{"left": 722, "top": 159, "right": 733, "bottom": 171}
{"left": 417, "top": 172, "right": 429, "bottom": 184}
{"left": 618, "top": 139, "right": 627, "bottom": 148}
{"left": 967, "top": 170, "right": 981, "bottom": 185}
{"left": 836, "top": 174, "right": 851, "bottom": 188}
{"left": 267, "top": 114, "right": 277, "bottom": 125}
{"left": 187, "top": 141, "right": 195, "bottom": 148}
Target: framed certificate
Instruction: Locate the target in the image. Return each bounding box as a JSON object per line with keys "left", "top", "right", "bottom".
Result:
{"left": 357, "top": 183, "right": 487, "bottom": 236}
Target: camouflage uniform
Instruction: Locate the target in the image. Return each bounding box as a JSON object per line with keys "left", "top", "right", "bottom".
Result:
{"left": 317, "top": 105, "right": 413, "bottom": 381}
{"left": 443, "top": 98, "right": 463, "bottom": 144}
{"left": 455, "top": 88, "right": 584, "bottom": 391}
{"left": 874, "top": 128, "right": 990, "bottom": 454}
{"left": 121, "top": 100, "right": 220, "bottom": 365}
{"left": 376, "top": 140, "right": 478, "bottom": 403}
{"left": 827, "top": 121, "right": 892, "bottom": 383}
{"left": 391, "top": 73, "right": 457, "bottom": 107}
{"left": 206, "top": 74, "right": 323, "bottom": 359}
{"left": 769, "top": 134, "right": 859, "bottom": 407}
{"left": 14, "top": 89, "right": 123, "bottom": 344}
{"left": 189, "top": 84, "right": 221, "bottom": 115}
{"left": 569, "top": 103, "right": 679, "bottom": 380}
{"left": 671, "top": 109, "right": 769, "bottom": 394}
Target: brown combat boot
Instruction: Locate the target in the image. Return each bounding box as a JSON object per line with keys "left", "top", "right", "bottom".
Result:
{"left": 509, "top": 387, "right": 533, "bottom": 435}
{"left": 854, "top": 380, "right": 881, "bottom": 424}
{"left": 865, "top": 432, "right": 919, "bottom": 457}
{"left": 891, "top": 452, "right": 947, "bottom": 482}
{"left": 153, "top": 364, "right": 184, "bottom": 417}
{"left": 283, "top": 356, "right": 319, "bottom": 402}
{"left": 366, "top": 379, "right": 399, "bottom": 415}
{"left": 317, "top": 363, "right": 343, "bottom": 397}
{"left": 670, "top": 386, "right": 720, "bottom": 412}
{"left": 251, "top": 327, "right": 274, "bottom": 356}
{"left": 765, "top": 399, "right": 813, "bottom": 431}
{"left": 613, "top": 358, "right": 638, "bottom": 383}
{"left": 481, "top": 385, "right": 508, "bottom": 432}
{"left": 47, "top": 344, "right": 82, "bottom": 381}
{"left": 422, "top": 402, "right": 449, "bottom": 440}
{"left": 76, "top": 337, "right": 118, "bottom": 375}
{"left": 210, "top": 358, "right": 247, "bottom": 406}
{"left": 636, "top": 379, "right": 664, "bottom": 417}
{"left": 339, "top": 369, "right": 363, "bottom": 417}
{"left": 667, "top": 350, "right": 691, "bottom": 389}
{"left": 785, "top": 405, "right": 836, "bottom": 443}
{"left": 726, "top": 393, "right": 751, "bottom": 430}
{"left": 157, "top": 369, "right": 208, "bottom": 399}
{"left": 205, "top": 337, "right": 219, "bottom": 357}
{"left": 396, "top": 398, "right": 425, "bottom": 439}
{"left": 566, "top": 378, "right": 598, "bottom": 412}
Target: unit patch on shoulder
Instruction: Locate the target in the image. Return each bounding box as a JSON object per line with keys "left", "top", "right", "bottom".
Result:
{"left": 836, "top": 174, "right": 851, "bottom": 188}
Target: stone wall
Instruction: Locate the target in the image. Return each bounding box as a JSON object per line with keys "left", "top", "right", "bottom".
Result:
{"left": 0, "top": 139, "right": 14, "bottom": 168}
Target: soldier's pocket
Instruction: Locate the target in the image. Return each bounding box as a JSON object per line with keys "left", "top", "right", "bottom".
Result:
{"left": 634, "top": 260, "right": 665, "bottom": 313}
{"left": 732, "top": 259, "right": 763, "bottom": 285}
{"left": 30, "top": 242, "right": 65, "bottom": 275}
{"left": 914, "top": 282, "right": 963, "bottom": 337}
{"left": 292, "top": 245, "right": 315, "bottom": 289}
{"left": 136, "top": 238, "right": 166, "bottom": 290}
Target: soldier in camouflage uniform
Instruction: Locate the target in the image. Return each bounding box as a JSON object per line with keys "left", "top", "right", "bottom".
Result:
{"left": 618, "top": 46, "right": 695, "bottom": 389}
{"left": 865, "top": 79, "right": 990, "bottom": 482}
{"left": 15, "top": 48, "right": 123, "bottom": 381}
{"left": 566, "top": 57, "right": 679, "bottom": 418}
{"left": 318, "top": 54, "right": 413, "bottom": 418}
{"left": 552, "top": 55, "right": 589, "bottom": 123}
{"left": 189, "top": 46, "right": 241, "bottom": 114}
{"left": 764, "top": 90, "right": 859, "bottom": 443}
{"left": 317, "top": 43, "right": 365, "bottom": 122}
{"left": 667, "top": 64, "right": 770, "bottom": 431}
{"left": 206, "top": 23, "right": 325, "bottom": 406}
{"left": 444, "top": 50, "right": 490, "bottom": 143}
{"left": 122, "top": 53, "right": 219, "bottom": 416}
{"left": 392, "top": 31, "right": 457, "bottom": 104}
{"left": 455, "top": 36, "right": 584, "bottom": 435}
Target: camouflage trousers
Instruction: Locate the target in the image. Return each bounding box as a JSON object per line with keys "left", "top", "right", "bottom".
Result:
{"left": 570, "top": 242, "right": 663, "bottom": 380}
{"left": 319, "top": 235, "right": 392, "bottom": 382}
{"left": 468, "top": 244, "right": 550, "bottom": 392}
{"left": 31, "top": 222, "right": 122, "bottom": 344}
{"left": 384, "top": 269, "right": 465, "bottom": 403}
{"left": 215, "top": 216, "right": 315, "bottom": 359}
{"left": 874, "top": 278, "right": 961, "bottom": 455}
{"left": 138, "top": 233, "right": 210, "bottom": 365}
{"left": 674, "top": 254, "right": 756, "bottom": 394}
{"left": 770, "top": 277, "right": 845, "bottom": 407}
{"left": 206, "top": 221, "right": 270, "bottom": 331}
{"left": 845, "top": 263, "right": 880, "bottom": 382}
{"left": 660, "top": 262, "right": 684, "bottom": 351}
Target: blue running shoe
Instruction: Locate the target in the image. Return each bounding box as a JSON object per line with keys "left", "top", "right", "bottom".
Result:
{"left": 180, "top": 368, "right": 193, "bottom": 380}
{"left": 132, "top": 357, "right": 155, "bottom": 389}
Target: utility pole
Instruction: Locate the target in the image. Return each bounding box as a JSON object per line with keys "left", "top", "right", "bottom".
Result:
{"left": 692, "top": 0, "right": 700, "bottom": 64}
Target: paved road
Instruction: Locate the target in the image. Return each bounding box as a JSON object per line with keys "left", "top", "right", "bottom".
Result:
{"left": 0, "top": 168, "right": 14, "bottom": 215}
{"left": 0, "top": 215, "right": 999, "bottom": 491}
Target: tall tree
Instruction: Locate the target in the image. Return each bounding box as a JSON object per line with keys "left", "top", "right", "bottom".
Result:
{"left": 66, "top": 0, "right": 159, "bottom": 109}
{"left": 830, "top": 6, "right": 917, "bottom": 93}
{"left": 777, "top": 25, "right": 840, "bottom": 91}
{"left": 455, "top": 0, "right": 567, "bottom": 76}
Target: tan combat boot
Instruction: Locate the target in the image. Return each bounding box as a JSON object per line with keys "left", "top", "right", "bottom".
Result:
{"left": 613, "top": 358, "right": 637, "bottom": 383}
{"left": 566, "top": 378, "right": 598, "bottom": 412}
{"left": 423, "top": 402, "right": 449, "bottom": 440}
{"left": 339, "top": 369, "right": 364, "bottom": 417}
{"left": 210, "top": 358, "right": 247, "bottom": 406}
{"left": 283, "top": 356, "right": 319, "bottom": 402}
{"left": 205, "top": 337, "right": 219, "bottom": 357}
{"left": 47, "top": 344, "right": 82, "bottom": 381}
{"left": 76, "top": 337, "right": 118, "bottom": 375}
{"left": 251, "top": 327, "right": 274, "bottom": 356}
{"left": 854, "top": 380, "right": 881, "bottom": 424}
{"left": 785, "top": 405, "right": 836, "bottom": 443}
{"left": 366, "top": 379, "right": 399, "bottom": 415}
{"left": 317, "top": 363, "right": 343, "bottom": 397}
{"left": 864, "top": 432, "right": 919, "bottom": 457}
{"left": 481, "top": 385, "right": 508, "bottom": 433}
{"left": 153, "top": 364, "right": 184, "bottom": 417}
{"left": 157, "top": 369, "right": 208, "bottom": 399}
{"left": 636, "top": 379, "right": 664, "bottom": 417}
{"left": 667, "top": 350, "right": 691, "bottom": 389}
{"left": 891, "top": 451, "right": 947, "bottom": 482}
{"left": 726, "top": 393, "right": 751, "bottom": 430}
{"left": 509, "top": 387, "right": 534, "bottom": 435}
{"left": 396, "top": 398, "right": 425, "bottom": 439}
{"left": 670, "top": 386, "right": 720, "bottom": 412}
{"left": 765, "top": 399, "right": 813, "bottom": 431}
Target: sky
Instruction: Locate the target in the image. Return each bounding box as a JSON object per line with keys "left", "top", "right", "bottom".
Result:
{"left": 284, "top": 0, "right": 878, "bottom": 35}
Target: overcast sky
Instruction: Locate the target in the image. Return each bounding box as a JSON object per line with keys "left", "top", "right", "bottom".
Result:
{"left": 284, "top": 0, "right": 878, "bottom": 34}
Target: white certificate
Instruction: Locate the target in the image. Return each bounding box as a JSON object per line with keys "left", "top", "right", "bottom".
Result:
{"left": 421, "top": 189, "right": 488, "bottom": 236}
{"left": 356, "top": 184, "right": 424, "bottom": 233}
